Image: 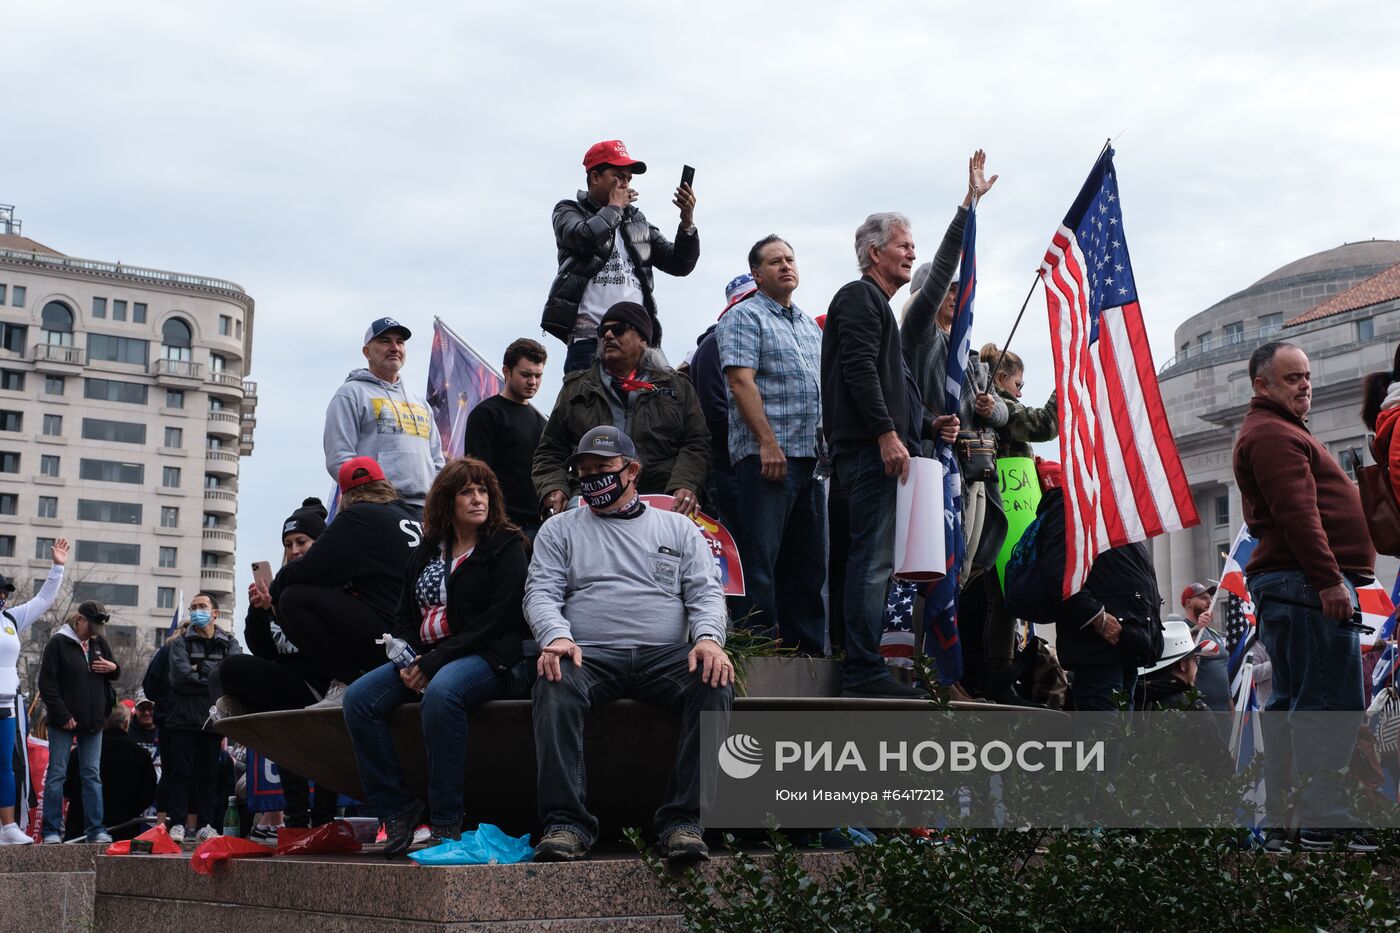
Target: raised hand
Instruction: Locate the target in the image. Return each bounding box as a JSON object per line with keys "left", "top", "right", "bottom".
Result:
{"left": 965, "top": 149, "right": 999, "bottom": 205}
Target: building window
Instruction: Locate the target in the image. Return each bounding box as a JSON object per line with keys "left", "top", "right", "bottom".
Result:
{"left": 204, "top": 474, "right": 221, "bottom": 490}
{"left": 0, "top": 285, "right": 5, "bottom": 303}
{"left": 157, "top": 587, "right": 176, "bottom": 610}
{"left": 1358, "top": 318, "right": 1375, "bottom": 342}
{"left": 40, "top": 301, "right": 75, "bottom": 346}
{"left": 1223, "top": 322, "right": 1244, "bottom": 345}
{"left": 235, "top": 320, "right": 242, "bottom": 339}
{"left": 92, "top": 297, "right": 107, "bottom": 319}
{"left": 34, "top": 537, "right": 54, "bottom": 560}
{"left": 43, "top": 375, "right": 64, "bottom": 396}
{"left": 0, "top": 535, "right": 12, "bottom": 558}
{"left": 208, "top": 397, "right": 224, "bottom": 412}
{"left": 0, "top": 410, "right": 21, "bottom": 432}
{"left": 1214, "top": 495, "right": 1229, "bottom": 527}
{"left": 201, "top": 552, "right": 220, "bottom": 569}
{"left": 39, "top": 454, "right": 59, "bottom": 477}
{"left": 1196, "top": 332, "right": 1213, "bottom": 352}
{"left": 206, "top": 435, "right": 223, "bottom": 450}
{"left": 165, "top": 388, "right": 185, "bottom": 409}
{"left": 37, "top": 496, "right": 58, "bottom": 519}
{"left": 79, "top": 459, "right": 144, "bottom": 484}
{"left": 73, "top": 582, "right": 139, "bottom": 607}
{"left": 218, "top": 315, "right": 232, "bottom": 336}
{"left": 161, "top": 506, "right": 179, "bottom": 528}
{"left": 77, "top": 540, "right": 141, "bottom": 565}
{"left": 0, "top": 451, "right": 17, "bottom": 472}
{"left": 0, "top": 323, "right": 25, "bottom": 353}
{"left": 84, "top": 377, "right": 149, "bottom": 405}
{"left": 88, "top": 334, "right": 149, "bottom": 366}
{"left": 0, "top": 369, "right": 23, "bottom": 391}
{"left": 112, "top": 299, "right": 127, "bottom": 322}
{"left": 162, "top": 317, "right": 193, "bottom": 363}
{"left": 77, "top": 499, "right": 142, "bottom": 524}
{"left": 164, "top": 426, "right": 183, "bottom": 448}
{"left": 42, "top": 413, "right": 62, "bottom": 436}
{"left": 162, "top": 466, "right": 181, "bottom": 488}
{"left": 11, "top": 286, "right": 24, "bottom": 307}
{"left": 133, "top": 302, "right": 147, "bottom": 324}
{"left": 1259, "top": 313, "right": 1283, "bottom": 336}
{"left": 81, "top": 418, "right": 147, "bottom": 445}
{"left": 0, "top": 493, "right": 15, "bottom": 515}
{"left": 203, "top": 513, "right": 220, "bottom": 529}
{"left": 210, "top": 353, "right": 226, "bottom": 373}
{"left": 158, "top": 546, "right": 178, "bottom": 568}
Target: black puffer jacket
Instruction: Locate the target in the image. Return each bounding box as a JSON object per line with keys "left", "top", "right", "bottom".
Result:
{"left": 1034, "top": 489, "right": 1166, "bottom": 669}
{"left": 541, "top": 191, "right": 700, "bottom": 346}
{"left": 389, "top": 528, "right": 531, "bottom": 680}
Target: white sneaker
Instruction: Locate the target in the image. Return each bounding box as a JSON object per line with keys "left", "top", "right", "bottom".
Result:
{"left": 90, "top": 831, "right": 114, "bottom": 844}
{"left": 0, "top": 823, "right": 33, "bottom": 845}
{"left": 167, "top": 824, "right": 185, "bottom": 844}
{"left": 306, "top": 681, "right": 349, "bottom": 710}
{"left": 195, "top": 825, "right": 220, "bottom": 843}
{"left": 412, "top": 824, "right": 431, "bottom": 847}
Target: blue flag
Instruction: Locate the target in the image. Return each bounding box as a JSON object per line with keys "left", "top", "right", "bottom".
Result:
{"left": 921, "top": 207, "right": 977, "bottom": 684}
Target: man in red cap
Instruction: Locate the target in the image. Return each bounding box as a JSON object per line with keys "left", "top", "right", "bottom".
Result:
{"left": 542, "top": 140, "right": 699, "bottom": 373}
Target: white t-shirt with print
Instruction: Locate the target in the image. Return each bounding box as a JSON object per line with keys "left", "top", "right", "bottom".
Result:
{"left": 574, "top": 229, "right": 643, "bottom": 341}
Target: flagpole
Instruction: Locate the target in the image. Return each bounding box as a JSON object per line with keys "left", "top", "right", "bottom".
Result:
{"left": 433, "top": 315, "right": 502, "bottom": 375}
{"left": 988, "top": 138, "right": 1113, "bottom": 384}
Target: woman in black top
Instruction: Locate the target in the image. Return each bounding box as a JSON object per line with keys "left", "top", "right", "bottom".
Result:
{"left": 343, "top": 457, "right": 531, "bottom": 858}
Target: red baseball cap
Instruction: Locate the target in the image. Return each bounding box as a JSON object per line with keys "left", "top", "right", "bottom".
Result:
{"left": 583, "top": 140, "right": 647, "bottom": 174}
{"left": 1180, "top": 581, "right": 1217, "bottom": 607}
{"left": 1035, "top": 458, "right": 1062, "bottom": 492}
{"left": 337, "top": 456, "right": 386, "bottom": 492}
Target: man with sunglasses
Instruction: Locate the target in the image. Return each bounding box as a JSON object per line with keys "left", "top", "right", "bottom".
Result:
{"left": 534, "top": 300, "right": 709, "bottom": 520}
{"left": 38, "top": 601, "right": 120, "bottom": 843}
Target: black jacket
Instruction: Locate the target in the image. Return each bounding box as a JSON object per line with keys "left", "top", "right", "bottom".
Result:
{"left": 63, "top": 727, "right": 157, "bottom": 839}
{"left": 166, "top": 627, "right": 241, "bottom": 731}
{"left": 271, "top": 499, "right": 423, "bottom": 624}
{"left": 38, "top": 627, "right": 120, "bottom": 734}
{"left": 541, "top": 191, "right": 700, "bottom": 346}
{"left": 389, "top": 528, "right": 532, "bottom": 680}
{"left": 1035, "top": 489, "right": 1165, "bottom": 668}
{"left": 243, "top": 604, "right": 330, "bottom": 695}
{"left": 821, "top": 276, "right": 922, "bottom": 451}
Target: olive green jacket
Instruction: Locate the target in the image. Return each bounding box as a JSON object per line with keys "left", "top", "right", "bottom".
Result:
{"left": 995, "top": 388, "right": 1058, "bottom": 459}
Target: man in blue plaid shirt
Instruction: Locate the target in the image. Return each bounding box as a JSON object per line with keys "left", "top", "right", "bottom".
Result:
{"left": 716, "top": 235, "right": 826, "bottom": 655}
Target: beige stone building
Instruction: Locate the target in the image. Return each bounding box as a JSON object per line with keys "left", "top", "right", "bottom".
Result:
{"left": 1152, "top": 239, "right": 1400, "bottom": 602}
{"left": 0, "top": 204, "right": 256, "bottom": 677}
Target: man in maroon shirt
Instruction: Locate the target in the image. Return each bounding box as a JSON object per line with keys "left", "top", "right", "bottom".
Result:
{"left": 1232, "top": 341, "right": 1376, "bottom": 852}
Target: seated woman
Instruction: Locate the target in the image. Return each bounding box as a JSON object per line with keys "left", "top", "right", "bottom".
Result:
{"left": 271, "top": 458, "right": 422, "bottom": 706}
{"left": 342, "top": 457, "right": 531, "bottom": 859}
{"left": 213, "top": 497, "right": 337, "bottom": 834}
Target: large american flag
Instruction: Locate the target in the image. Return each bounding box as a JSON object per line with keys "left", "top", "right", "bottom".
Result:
{"left": 1039, "top": 148, "right": 1199, "bottom": 597}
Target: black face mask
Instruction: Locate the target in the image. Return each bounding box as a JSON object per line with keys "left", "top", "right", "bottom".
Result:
{"left": 580, "top": 469, "right": 629, "bottom": 511}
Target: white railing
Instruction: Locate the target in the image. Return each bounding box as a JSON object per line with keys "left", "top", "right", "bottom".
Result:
{"left": 0, "top": 247, "right": 246, "bottom": 294}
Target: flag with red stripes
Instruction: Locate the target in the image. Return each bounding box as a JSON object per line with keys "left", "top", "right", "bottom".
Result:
{"left": 1039, "top": 148, "right": 1199, "bottom": 597}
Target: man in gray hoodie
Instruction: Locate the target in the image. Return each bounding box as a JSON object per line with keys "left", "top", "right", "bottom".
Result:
{"left": 323, "top": 317, "right": 445, "bottom": 507}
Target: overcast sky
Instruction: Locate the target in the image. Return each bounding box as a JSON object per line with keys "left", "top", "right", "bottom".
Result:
{"left": 5, "top": 1, "right": 1399, "bottom": 623}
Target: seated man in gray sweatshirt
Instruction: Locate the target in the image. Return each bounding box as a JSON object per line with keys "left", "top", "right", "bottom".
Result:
{"left": 524, "top": 425, "right": 733, "bottom": 864}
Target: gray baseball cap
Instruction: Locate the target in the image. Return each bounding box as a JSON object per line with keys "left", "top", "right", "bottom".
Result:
{"left": 566, "top": 426, "right": 638, "bottom": 469}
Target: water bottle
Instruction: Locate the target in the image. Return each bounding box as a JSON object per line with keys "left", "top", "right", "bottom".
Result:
{"left": 378, "top": 633, "right": 418, "bottom": 669}
{"left": 222, "top": 796, "right": 241, "bottom": 837}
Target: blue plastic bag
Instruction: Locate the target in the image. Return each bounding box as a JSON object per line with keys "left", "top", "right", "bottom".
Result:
{"left": 408, "top": 823, "right": 534, "bottom": 865}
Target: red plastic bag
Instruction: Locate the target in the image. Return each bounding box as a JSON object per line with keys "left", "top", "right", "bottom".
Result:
{"left": 106, "top": 823, "right": 182, "bottom": 856}
{"left": 273, "top": 819, "right": 362, "bottom": 856}
{"left": 190, "top": 835, "right": 275, "bottom": 875}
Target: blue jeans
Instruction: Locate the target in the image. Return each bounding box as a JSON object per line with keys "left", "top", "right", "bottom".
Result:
{"left": 1067, "top": 663, "right": 1139, "bottom": 712}
{"left": 564, "top": 338, "right": 598, "bottom": 374}
{"left": 343, "top": 655, "right": 509, "bottom": 831}
{"left": 731, "top": 455, "right": 827, "bottom": 655}
{"left": 1248, "top": 570, "right": 1363, "bottom": 826}
{"left": 833, "top": 444, "right": 896, "bottom": 689}
{"left": 532, "top": 644, "right": 733, "bottom": 847}
{"left": 42, "top": 728, "right": 103, "bottom": 839}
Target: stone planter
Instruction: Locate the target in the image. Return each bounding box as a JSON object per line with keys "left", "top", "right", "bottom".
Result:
{"left": 737, "top": 656, "right": 842, "bottom": 698}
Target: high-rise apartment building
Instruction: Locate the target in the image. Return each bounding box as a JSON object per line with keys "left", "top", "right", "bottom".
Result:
{"left": 0, "top": 204, "right": 255, "bottom": 660}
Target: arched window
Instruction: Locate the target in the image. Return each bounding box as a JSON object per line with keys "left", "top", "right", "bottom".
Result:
{"left": 41, "top": 301, "right": 74, "bottom": 346}
{"left": 162, "top": 316, "right": 193, "bottom": 362}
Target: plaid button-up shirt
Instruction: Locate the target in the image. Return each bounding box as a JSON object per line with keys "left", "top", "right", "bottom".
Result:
{"left": 716, "top": 290, "right": 823, "bottom": 461}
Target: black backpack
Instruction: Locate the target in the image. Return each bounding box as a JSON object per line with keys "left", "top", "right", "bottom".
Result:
{"left": 141, "top": 643, "right": 172, "bottom": 726}
{"left": 1003, "top": 509, "right": 1062, "bottom": 625}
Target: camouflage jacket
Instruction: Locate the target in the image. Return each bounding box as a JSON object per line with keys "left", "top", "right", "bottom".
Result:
{"left": 996, "top": 388, "right": 1058, "bottom": 459}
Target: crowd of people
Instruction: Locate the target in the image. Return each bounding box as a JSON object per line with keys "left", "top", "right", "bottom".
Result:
{"left": 3, "top": 140, "right": 1398, "bottom": 859}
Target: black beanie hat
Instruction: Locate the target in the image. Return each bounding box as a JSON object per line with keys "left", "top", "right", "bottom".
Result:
{"left": 282, "top": 497, "right": 328, "bottom": 542}
{"left": 600, "top": 300, "right": 653, "bottom": 344}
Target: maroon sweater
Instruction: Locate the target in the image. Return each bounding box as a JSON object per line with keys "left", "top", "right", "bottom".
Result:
{"left": 1233, "top": 396, "right": 1375, "bottom": 589}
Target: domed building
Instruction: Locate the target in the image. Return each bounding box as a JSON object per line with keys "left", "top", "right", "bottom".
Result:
{"left": 1151, "top": 239, "right": 1400, "bottom": 608}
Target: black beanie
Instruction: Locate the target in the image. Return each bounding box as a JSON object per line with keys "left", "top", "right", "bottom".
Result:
{"left": 282, "top": 497, "right": 328, "bottom": 542}
{"left": 600, "top": 300, "right": 653, "bottom": 344}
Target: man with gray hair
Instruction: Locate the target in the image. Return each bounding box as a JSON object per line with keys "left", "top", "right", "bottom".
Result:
{"left": 820, "top": 213, "right": 945, "bottom": 697}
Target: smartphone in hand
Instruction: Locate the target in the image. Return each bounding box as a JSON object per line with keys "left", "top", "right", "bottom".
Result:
{"left": 251, "top": 561, "right": 273, "bottom": 591}
{"left": 680, "top": 165, "right": 695, "bottom": 189}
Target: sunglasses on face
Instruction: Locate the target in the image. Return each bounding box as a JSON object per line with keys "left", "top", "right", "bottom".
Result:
{"left": 598, "top": 322, "right": 633, "bottom": 339}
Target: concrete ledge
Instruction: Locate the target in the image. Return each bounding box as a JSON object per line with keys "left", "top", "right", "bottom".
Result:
{"left": 95, "top": 850, "right": 851, "bottom": 929}
{"left": 0, "top": 844, "right": 101, "bottom": 933}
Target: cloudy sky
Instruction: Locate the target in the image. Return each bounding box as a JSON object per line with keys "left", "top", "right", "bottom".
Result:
{"left": 5, "top": 1, "right": 1398, "bottom": 621}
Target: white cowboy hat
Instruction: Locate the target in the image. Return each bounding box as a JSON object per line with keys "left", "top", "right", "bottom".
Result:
{"left": 1138, "top": 618, "right": 1204, "bottom": 676}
